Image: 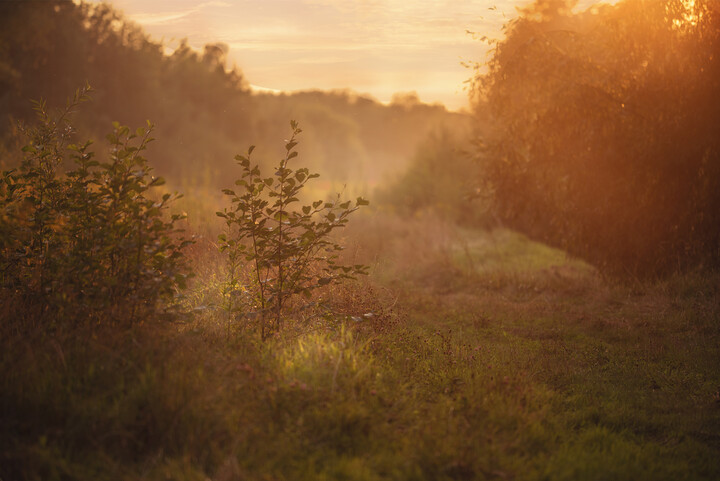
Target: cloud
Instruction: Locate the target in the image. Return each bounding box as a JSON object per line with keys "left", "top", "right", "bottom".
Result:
{"left": 104, "top": 0, "right": 532, "bottom": 110}
{"left": 130, "top": 1, "right": 231, "bottom": 26}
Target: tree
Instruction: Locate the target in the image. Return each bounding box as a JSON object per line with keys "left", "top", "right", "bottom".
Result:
{"left": 473, "top": 0, "right": 720, "bottom": 277}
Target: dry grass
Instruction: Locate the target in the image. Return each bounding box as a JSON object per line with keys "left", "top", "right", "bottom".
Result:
{"left": 2, "top": 210, "right": 719, "bottom": 480}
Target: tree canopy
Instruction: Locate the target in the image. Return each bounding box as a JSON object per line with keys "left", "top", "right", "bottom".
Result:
{"left": 0, "top": 1, "right": 467, "bottom": 187}
{"left": 473, "top": 0, "right": 720, "bottom": 277}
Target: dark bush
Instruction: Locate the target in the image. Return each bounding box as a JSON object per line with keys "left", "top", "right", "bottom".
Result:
{"left": 0, "top": 87, "right": 192, "bottom": 325}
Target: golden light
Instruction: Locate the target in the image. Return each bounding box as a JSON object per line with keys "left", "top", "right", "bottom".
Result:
{"left": 673, "top": 0, "right": 700, "bottom": 28}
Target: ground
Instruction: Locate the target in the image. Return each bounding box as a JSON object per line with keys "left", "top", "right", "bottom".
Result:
{"left": 2, "top": 222, "right": 719, "bottom": 480}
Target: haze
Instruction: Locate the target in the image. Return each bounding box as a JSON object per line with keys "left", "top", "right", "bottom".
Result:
{"left": 95, "top": 0, "right": 603, "bottom": 111}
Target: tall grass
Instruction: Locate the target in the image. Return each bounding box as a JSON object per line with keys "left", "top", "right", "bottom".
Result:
{"left": 3, "top": 209, "right": 718, "bottom": 480}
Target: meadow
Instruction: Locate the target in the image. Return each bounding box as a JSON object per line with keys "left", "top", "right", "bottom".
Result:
{"left": 2, "top": 0, "right": 719, "bottom": 479}
{"left": 3, "top": 206, "right": 719, "bottom": 480}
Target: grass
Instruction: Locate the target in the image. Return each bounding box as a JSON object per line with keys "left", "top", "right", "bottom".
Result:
{"left": 2, "top": 214, "right": 719, "bottom": 480}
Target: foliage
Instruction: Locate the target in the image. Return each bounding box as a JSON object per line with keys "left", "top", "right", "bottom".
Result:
{"left": 376, "top": 129, "right": 490, "bottom": 227}
{"left": 0, "top": 1, "right": 468, "bottom": 189}
{"left": 3, "top": 227, "right": 719, "bottom": 480}
{"left": 472, "top": 0, "right": 720, "bottom": 277}
{"left": 0, "top": 86, "right": 191, "bottom": 324}
{"left": 217, "top": 121, "right": 369, "bottom": 338}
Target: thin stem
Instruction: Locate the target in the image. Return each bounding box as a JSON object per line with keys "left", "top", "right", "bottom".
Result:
{"left": 276, "top": 164, "right": 285, "bottom": 333}
{"left": 247, "top": 178, "right": 268, "bottom": 339}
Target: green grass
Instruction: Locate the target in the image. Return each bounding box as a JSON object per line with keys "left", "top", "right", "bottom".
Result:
{"left": 2, "top": 222, "right": 719, "bottom": 480}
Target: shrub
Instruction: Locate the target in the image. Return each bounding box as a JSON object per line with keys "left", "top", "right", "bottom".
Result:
{"left": 0, "top": 86, "right": 192, "bottom": 325}
{"left": 217, "top": 121, "right": 369, "bottom": 339}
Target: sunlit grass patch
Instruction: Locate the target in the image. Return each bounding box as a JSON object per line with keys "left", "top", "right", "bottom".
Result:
{"left": 272, "top": 324, "right": 375, "bottom": 394}
{"left": 447, "top": 228, "right": 598, "bottom": 296}
{"left": 345, "top": 210, "right": 599, "bottom": 298}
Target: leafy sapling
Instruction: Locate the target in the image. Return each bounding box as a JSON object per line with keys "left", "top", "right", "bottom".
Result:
{"left": 217, "top": 120, "right": 369, "bottom": 339}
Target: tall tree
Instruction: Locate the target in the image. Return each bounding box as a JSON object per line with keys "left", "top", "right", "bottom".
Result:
{"left": 473, "top": 0, "right": 720, "bottom": 276}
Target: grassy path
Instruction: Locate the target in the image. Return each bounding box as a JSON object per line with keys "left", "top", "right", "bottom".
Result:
{"left": 368, "top": 228, "right": 720, "bottom": 480}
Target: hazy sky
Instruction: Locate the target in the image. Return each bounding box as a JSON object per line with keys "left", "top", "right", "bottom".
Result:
{"left": 100, "top": 0, "right": 608, "bottom": 111}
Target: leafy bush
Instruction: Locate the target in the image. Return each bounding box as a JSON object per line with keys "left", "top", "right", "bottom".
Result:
{"left": 376, "top": 129, "right": 490, "bottom": 227}
{"left": 217, "top": 121, "right": 369, "bottom": 339}
{"left": 472, "top": 0, "right": 720, "bottom": 277}
{"left": 0, "top": 87, "right": 191, "bottom": 325}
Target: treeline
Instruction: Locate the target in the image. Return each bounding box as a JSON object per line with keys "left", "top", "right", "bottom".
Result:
{"left": 473, "top": 0, "right": 720, "bottom": 277}
{"left": 376, "top": 129, "right": 489, "bottom": 227}
{"left": 0, "top": 1, "right": 469, "bottom": 187}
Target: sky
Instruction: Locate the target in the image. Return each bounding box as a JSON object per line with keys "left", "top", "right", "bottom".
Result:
{"left": 100, "top": 0, "right": 609, "bottom": 111}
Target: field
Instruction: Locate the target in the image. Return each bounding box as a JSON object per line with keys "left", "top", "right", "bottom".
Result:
{"left": 2, "top": 0, "right": 719, "bottom": 479}
{"left": 3, "top": 212, "right": 719, "bottom": 480}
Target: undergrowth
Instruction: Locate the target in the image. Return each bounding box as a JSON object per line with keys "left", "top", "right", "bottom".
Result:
{"left": 0, "top": 86, "right": 191, "bottom": 327}
{"left": 2, "top": 217, "right": 719, "bottom": 480}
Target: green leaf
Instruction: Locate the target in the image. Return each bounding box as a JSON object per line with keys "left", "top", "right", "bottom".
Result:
{"left": 273, "top": 211, "right": 289, "bottom": 222}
